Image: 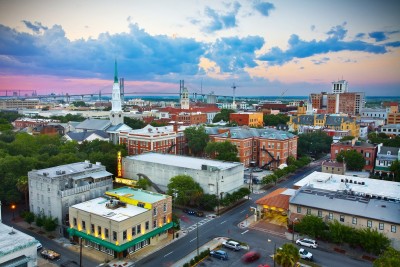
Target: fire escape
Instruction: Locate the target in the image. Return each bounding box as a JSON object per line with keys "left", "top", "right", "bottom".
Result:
{"left": 261, "top": 146, "right": 280, "bottom": 170}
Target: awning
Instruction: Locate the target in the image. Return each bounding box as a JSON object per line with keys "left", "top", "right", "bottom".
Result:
{"left": 68, "top": 222, "right": 174, "bottom": 252}
{"left": 0, "top": 255, "right": 32, "bottom": 267}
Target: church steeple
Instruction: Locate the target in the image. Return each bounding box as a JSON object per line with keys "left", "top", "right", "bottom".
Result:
{"left": 114, "top": 60, "right": 118, "bottom": 83}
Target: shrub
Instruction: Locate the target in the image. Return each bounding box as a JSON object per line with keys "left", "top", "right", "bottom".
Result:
{"left": 183, "top": 263, "right": 190, "bottom": 267}
{"left": 35, "top": 215, "right": 45, "bottom": 228}
{"left": 22, "top": 211, "right": 35, "bottom": 224}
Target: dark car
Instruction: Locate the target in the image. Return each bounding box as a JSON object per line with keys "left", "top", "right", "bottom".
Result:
{"left": 241, "top": 251, "right": 261, "bottom": 263}
{"left": 210, "top": 250, "right": 228, "bottom": 260}
{"left": 183, "top": 208, "right": 195, "bottom": 215}
{"left": 195, "top": 211, "right": 204, "bottom": 217}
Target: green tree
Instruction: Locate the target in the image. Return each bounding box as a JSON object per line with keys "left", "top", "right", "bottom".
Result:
{"left": 327, "top": 220, "right": 349, "bottom": 244}
{"left": 43, "top": 216, "right": 58, "bottom": 232}
{"left": 16, "top": 176, "right": 29, "bottom": 209}
{"left": 205, "top": 141, "right": 239, "bottom": 162}
{"left": 295, "top": 215, "right": 326, "bottom": 238}
{"left": 198, "top": 194, "right": 218, "bottom": 211}
{"left": 136, "top": 178, "right": 151, "bottom": 190}
{"left": 212, "top": 109, "right": 235, "bottom": 123}
{"left": 184, "top": 126, "right": 209, "bottom": 156}
{"left": 359, "top": 228, "right": 390, "bottom": 255}
{"left": 167, "top": 175, "right": 204, "bottom": 207}
{"left": 50, "top": 113, "right": 86, "bottom": 123}
{"left": 124, "top": 117, "right": 146, "bottom": 129}
{"left": 339, "top": 136, "right": 355, "bottom": 142}
{"left": 274, "top": 243, "right": 300, "bottom": 267}
{"left": 72, "top": 101, "right": 87, "bottom": 107}
{"left": 263, "top": 114, "right": 290, "bottom": 126}
{"left": 336, "top": 150, "right": 365, "bottom": 171}
{"left": 23, "top": 211, "right": 35, "bottom": 225}
{"left": 297, "top": 131, "right": 332, "bottom": 157}
{"left": 373, "top": 247, "right": 400, "bottom": 267}
{"left": 389, "top": 160, "right": 400, "bottom": 182}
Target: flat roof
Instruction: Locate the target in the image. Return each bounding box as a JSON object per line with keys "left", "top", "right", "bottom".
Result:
{"left": 126, "top": 152, "right": 242, "bottom": 170}
{"left": 108, "top": 187, "right": 168, "bottom": 203}
{"left": 290, "top": 187, "right": 400, "bottom": 224}
{"left": 30, "top": 161, "right": 110, "bottom": 179}
{"left": 0, "top": 223, "right": 37, "bottom": 257}
{"left": 71, "top": 197, "right": 148, "bottom": 222}
{"left": 294, "top": 171, "right": 400, "bottom": 200}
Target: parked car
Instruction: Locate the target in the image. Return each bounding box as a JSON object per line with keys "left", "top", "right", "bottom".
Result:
{"left": 299, "top": 248, "right": 313, "bottom": 261}
{"left": 210, "top": 250, "right": 228, "bottom": 260}
{"left": 41, "top": 249, "right": 60, "bottom": 260}
{"left": 183, "top": 208, "right": 195, "bottom": 215}
{"left": 195, "top": 211, "right": 204, "bottom": 217}
{"left": 252, "top": 167, "right": 263, "bottom": 172}
{"left": 296, "top": 238, "right": 318, "bottom": 248}
{"left": 222, "top": 240, "right": 241, "bottom": 251}
{"left": 241, "top": 251, "right": 261, "bottom": 263}
{"left": 36, "top": 242, "right": 42, "bottom": 250}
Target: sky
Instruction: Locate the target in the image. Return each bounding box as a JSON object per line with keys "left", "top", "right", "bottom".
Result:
{"left": 0, "top": 0, "right": 399, "bottom": 97}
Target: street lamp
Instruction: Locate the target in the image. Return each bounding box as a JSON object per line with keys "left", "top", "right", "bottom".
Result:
{"left": 11, "top": 204, "right": 16, "bottom": 221}
{"left": 291, "top": 218, "right": 299, "bottom": 243}
{"left": 268, "top": 239, "right": 276, "bottom": 267}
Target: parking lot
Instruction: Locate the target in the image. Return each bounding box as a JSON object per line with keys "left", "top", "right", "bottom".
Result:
{"left": 197, "top": 248, "right": 271, "bottom": 267}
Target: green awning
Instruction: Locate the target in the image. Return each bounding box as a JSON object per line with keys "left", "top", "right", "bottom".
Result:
{"left": 68, "top": 222, "right": 173, "bottom": 253}
{"left": 374, "top": 166, "right": 390, "bottom": 171}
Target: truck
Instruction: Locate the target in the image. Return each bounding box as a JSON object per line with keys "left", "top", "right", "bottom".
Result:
{"left": 41, "top": 249, "right": 60, "bottom": 260}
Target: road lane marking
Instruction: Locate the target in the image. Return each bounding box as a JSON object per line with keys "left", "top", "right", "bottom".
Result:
{"left": 240, "top": 210, "right": 246, "bottom": 213}
{"left": 164, "top": 251, "right": 173, "bottom": 257}
{"left": 190, "top": 237, "right": 197, "bottom": 242}
{"left": 220, "top": 220, "right": 227, "bottom": 224}
{"left": 241, "top": 230, "right": 249, "bottom": 235}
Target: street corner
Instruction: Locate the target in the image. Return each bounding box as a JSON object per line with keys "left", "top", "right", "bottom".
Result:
{"left": 206, "top": 214, "right": 217, "bottom": 219}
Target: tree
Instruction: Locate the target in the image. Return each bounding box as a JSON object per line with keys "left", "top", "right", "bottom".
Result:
{"left": 212, "top": 109, "right": 235, "bottom": 123}
{"left": 389, "top": 160, "right": 400, "bottom": 182}
{"left": 136, "top": 178, "right": 151, "bottom": 190}
{"left": 263, "top": 114, "right": 290, "bottom": 126}
{"left": 373, "top": 247, "right": 400, "bottom": 267}
{"left": 43, "top": 216, "right": 58, "bottom": 232}
{"left": 167, "top": 175, "right": 203, "bottom": 207}
{"left": 327, "top": 220, "right": 349, "bottom": 244}
{"left": 184, "top": 126, "right": 209, "bottom": 156}
{"left": 23, "top": 211, "right": 35, "bottom": 225}
{"left": 295, "top": 215, "right": 326, "bottom": 238}
{"left": 16, "top": 176, "right": 29, "bottom": 209}
{"left": 359, "top": 228, "right": 390, "bottom": 255}
{"left": 336, "top": 150, "right": 365, "bottom": 171}
{"left": 274, "top": 243, "right": 300, "bottom": 267}
{"left": 339, "top": 136, "right": 355, "bottom": 142}
{"left": 205, "top": 141, "right": 239, "bottom": 162}
{"left": 72, "top": 101, "right": 87, "bottom": 107}
{"left": 297, "top": 131, "right": 332, "bottom": 158}
{"left": 198, "top": 194, "right": 218, "bottom": 211}
{"left": 124, "top": 117, "right": 146, "bottom": 129}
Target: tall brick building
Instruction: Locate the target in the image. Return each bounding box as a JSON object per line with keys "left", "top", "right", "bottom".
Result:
{"left": 229, "top": 112, "right": 264, "bottom": 127}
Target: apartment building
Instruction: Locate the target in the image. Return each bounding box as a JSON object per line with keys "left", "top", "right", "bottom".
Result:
{"left": 374, "top": 145, "right": 400, "bottom": 177}
{"left": 68, "top": 187, "right": 172, "bottom": 258}
{"left": 321, "top": 160, "right": 346, "bottom": 175}
{"left": 28, "top": 161, "right": 113, "bottom": 236}
{"left": 381, "top": 124, "right": 400, "bottom": 136}
{"left": 290, "top": 172, "right": 400, "bottom": 248}
{"left": 387, "top": 112, "right": 400, "bottom": 124}
{"left": 13, "top": 118, "right": 60, "bottom": 129}
{"left": 171, "top": 111, "right": 207, "bottom": 125}
{"left": 0, "top": 99, "right": 40, "bottom": 109}
{"left": 330, "top": 140, "right": 377, "bottom": 172}
{"left": 229, "top": 112, "right": 264, "bottom": 127}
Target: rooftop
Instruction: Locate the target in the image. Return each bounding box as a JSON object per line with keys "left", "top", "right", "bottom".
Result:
{"left": 107, "top": 187, "right": 169, "bottom": 203}
{"left": 0, "top": 223, "right": 38, "bottom": 257}
{"left": 294, "top": 171, "right": 400, "bottom": 200}
{"left": 29, "top": 161, "right": 112, "bottom": 179}
{"left": 126, "top": 152, "right": 242, "bottom": 171}
{"left": 290, "top": 187, "right": 400, "bottom": 224}
{"left": 71, "top": 197, "right": 149, "bottom": 222}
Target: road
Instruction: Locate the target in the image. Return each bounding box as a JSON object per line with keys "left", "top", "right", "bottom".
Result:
{"left": 136, "top": 157, "right": 372, "bottom": 267}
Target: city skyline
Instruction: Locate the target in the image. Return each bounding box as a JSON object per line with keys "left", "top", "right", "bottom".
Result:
{"left": 0, "top": 0, "right": 399, "bottom": 96}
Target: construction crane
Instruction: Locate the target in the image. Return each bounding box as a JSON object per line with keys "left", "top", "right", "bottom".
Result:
{"left": 279, "top": 89, "right": 289, "bottom": 103}
{"left": 231, "top": 83, "right": 238, "bottom": 105}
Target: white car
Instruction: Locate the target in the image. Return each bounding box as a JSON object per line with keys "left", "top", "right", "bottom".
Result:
{"left": 299, "top": 248, "right": 313, "bottom": 260}
{"left": 296, "top": 238, "right": 318, "bottom": 248}
{"left": 36, "top": 242, "right": 43, "bottom": 250}
{"left": 223, "top": 240, "right": 241, "bottom": 251}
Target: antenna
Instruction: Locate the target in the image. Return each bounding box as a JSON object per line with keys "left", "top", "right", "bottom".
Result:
{"left": 231, "top": 83, "right": 238, "bottom": 106}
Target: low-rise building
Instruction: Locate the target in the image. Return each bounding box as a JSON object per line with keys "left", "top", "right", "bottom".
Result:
{"left": 374, "top": 145, "right": 400, "bottom": 177}
{"left": 230, "top": 112, "right": 264, "bottom": 127}
{"left": 321, "top": 160, "right": 346, "bottom": 175}
{"left": 28, "top": 161, "right": 113, "bottom": 236}
{"left": 68, "top": 187, "right": 172, "bottom": 258}
{"left": 122, "top": 152, "right": 244, "bottom": 195}
{"left": 381, "top": 124, "right": 400, "bottom": 136}
{"left": 387, "top": 112, "right": 400, "bottom": 125}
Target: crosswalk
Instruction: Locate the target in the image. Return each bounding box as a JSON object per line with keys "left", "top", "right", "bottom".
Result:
{"left": 181, "top": 217, "right": 215, "bottom": 233}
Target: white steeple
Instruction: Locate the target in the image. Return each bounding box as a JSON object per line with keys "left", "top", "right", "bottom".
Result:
{"left": 110, "top": 60, "right": 124, "bottom": 125}
{"left": 181, "top": 87, "right": 190, "bottom": 110}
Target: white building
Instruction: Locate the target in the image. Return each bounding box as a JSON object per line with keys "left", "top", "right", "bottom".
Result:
{"left": 122, "top": 152, "right": 244, "bottom": 195}
{"left": 28, "top": 161, "right": 113, "bottom": 236}
{"left": 332, "top": 80, "right": 349, "bottom": 94}
{"left": 361, "top": 108, "right": 388, "bottom": 120}
{"left": 0, "top": 203, "right": 38, "bottom": 267}
{"left": 381, "top": 124, "right": 400, "bottom": 136}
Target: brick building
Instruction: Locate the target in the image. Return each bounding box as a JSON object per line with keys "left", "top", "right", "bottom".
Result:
{"left": 171, "top": 111, "right": 207, "bottom": 125}
{"left": 229, "top": 112, "right": 264, "bottom": 127}
{"left": 13, "top": 118, "right": 60, "bottom": 129}
{"left": 330, "top": 140, "right": 377, "bottom": 172}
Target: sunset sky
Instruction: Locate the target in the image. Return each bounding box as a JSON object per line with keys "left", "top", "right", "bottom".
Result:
{"left": 0, "top": 0, "right": 399, "bottom": 97}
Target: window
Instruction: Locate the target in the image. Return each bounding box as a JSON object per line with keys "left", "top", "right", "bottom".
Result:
{"left": 163, "top": 216, "right": 166, "bottom": 224}
{"left": 153, "top": 207, "right": 157, "bottom": 216}
{"left": 379, "top": 223, "right": 384, "bottom": 230}
{"left": 91, "top": 224, "right": 95, "bottom": 233}
{"left": 153, "top": 220, "right": 157, "bottom": 228}
{"left": 307, "top": 208, "right": 311, "bottom": 215}
{"left": 123, "top": 230, "right": 127, "bottom": 240}
{"left": 340, "top": 215, "right": 345, "bottom": 222}
{"left": 98, "top": 226, "right": 101, "bottom": 236}
{"left": 352, "top": 217, "right": 357, "bottom": 225}
{"left": 73, "top": 218, "right": 77, "bottom": 227}
{"left": 132, "top": 227, "right": 136, "bottom": 236}
{"left": 82, "top": 220, "right": 86, "bottom": 230}
{"left": 105, "top": 228, "right": 109, "bottom": 238}
{"left": 365, "top": 152, "right": 370, "bottom": 157}
{"left": 145, "top": 221, "right": 149, "bottom": 230}
{"left": 138, "top": 202, "right": 145, "bottom": 208}
{"left": 137, "top": 224, "right": 141, "bottom": 234}
{"left": 367, "top": 220, "right": 372, "bottom": 228}
{"left": 297, "top": 206, "right": 301, "bottom": 213}
{"left": 163, "top": 203, "right": 167, "bottom": 212}
{"left": 328, "top": 213, "right": 333, "bottom": 220}
{"left": 317, "top": 210, "right": 322, "bottom": 217}
{"left": 391, "top": 225, "right": 397, "bottom": 233}
{"left": 113, "top": 231, "right": 117, "bottom": 241}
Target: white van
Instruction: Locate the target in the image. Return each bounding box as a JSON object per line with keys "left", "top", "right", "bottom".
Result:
{"left": 223, "top": 240, "right": 241, "bottom": 251}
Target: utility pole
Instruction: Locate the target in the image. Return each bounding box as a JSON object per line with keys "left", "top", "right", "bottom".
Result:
{"left": 79, "top": 237, "right": 83, "bottom": 267}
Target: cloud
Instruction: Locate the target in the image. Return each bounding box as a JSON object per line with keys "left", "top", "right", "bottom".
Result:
{"left": 258, "top": 24, "right": 387, "bottom": 66}
{"left": 355, "top": 33, "right": 365, "bottom": 39}
{"left": 252, "top": 1, "right": 275, "bottom": 17}
{"left": 369, "top": 31, "right": 388, "bottom": 42}
{"left": 201, "top": 2, "right": 241, "bottom": 33}
{"left": 311, "top": 57, "right": 330, "bottom": 65}
{"left": 385, "top": 41, "right": 400, "bottom": 47}
{"left": 204, "top": 36, "right": 264, "bottom": 72}
{"left": 310, "top": 25, "right": 316, "bottom": 31}
{"left": 22, "top": 20, "right": 48, "bottom": 33}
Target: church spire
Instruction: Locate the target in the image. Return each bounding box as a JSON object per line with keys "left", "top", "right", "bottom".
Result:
{"left": 114, "top": 60, "right": 118, "bottom": 83}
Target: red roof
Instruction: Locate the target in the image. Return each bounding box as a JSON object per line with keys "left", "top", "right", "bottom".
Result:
{"left": 255, "top": 188, "right": 290, "bottom": 210}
